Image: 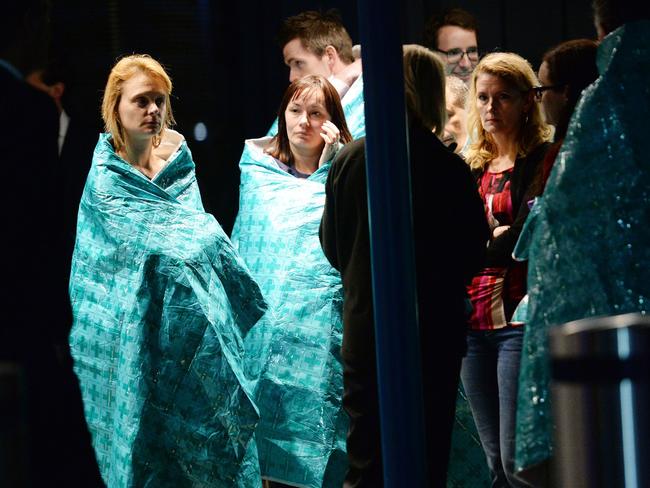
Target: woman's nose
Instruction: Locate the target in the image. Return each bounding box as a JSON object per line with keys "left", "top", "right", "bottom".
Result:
{"left": 148, "top": 102, "right": 159, "bottom": 114}
{"left": 298, "top": 112, "right": 309, "bottom": 125}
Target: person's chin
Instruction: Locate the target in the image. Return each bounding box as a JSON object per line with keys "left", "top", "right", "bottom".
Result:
{"left": 454, "top": 71, "right": 472, "bottom": 82}
{"left": 483, "top": 121, "right": 499, "bottom": 132}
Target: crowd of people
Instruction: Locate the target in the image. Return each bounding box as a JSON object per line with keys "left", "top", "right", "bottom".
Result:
{"left": 1, "top": 0, "right": 648, "bottom": 487}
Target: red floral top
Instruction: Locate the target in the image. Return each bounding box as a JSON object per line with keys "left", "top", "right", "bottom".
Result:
{"left": 467, "top": 167, "right": 527, "bottom": 330}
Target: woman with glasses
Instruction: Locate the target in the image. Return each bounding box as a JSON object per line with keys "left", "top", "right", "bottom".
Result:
{"left": 512, "top": 39, "right": 599, "bottom": 483}
{"left": 533, "top": 39, "right": 599, "bottom": 189}
{"left": 461, "top": 52, "right": 552, "bottom": 488}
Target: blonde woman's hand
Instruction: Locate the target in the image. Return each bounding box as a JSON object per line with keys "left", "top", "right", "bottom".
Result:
{"left": 318, "top": 120, "right": 342, "bottom": 167}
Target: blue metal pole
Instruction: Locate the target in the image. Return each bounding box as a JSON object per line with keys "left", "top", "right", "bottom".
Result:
{"left": 356, "top": 2, "right": 428, "bottom": 487}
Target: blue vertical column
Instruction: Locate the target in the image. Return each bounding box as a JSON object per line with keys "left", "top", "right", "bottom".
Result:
{"left": 356, "top": 1, "right": 428, "bottom": 487}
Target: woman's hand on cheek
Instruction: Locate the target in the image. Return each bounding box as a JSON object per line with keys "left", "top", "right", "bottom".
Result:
{"left": 318, "top": 120, "right": 342, "bottom": 167}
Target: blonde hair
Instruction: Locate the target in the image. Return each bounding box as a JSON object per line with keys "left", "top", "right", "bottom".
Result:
{"left": 465, "top": 52, "right": 552, "bottom": 170}
{"left": 402, "top": 44, "right": 447, "bottom": 136}
{"left": 101, "top": 54, "right": 175, "bottom": 151}
{"left": 446, "top": 75, "right": 468, "bottom": 109}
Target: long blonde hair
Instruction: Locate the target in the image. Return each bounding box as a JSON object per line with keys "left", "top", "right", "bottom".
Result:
{"left": 101, "top": 54, "right": 176, "bottom": 152}
{"left": 465, "top": 52, "right": 552, "bottom": 170}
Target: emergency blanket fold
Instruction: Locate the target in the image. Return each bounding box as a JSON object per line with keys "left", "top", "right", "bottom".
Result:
{"left": 70, "top": 133, "right": 267, "bottom": 487}
{"left": 513, "top": 20, "right": 650, "bottom": 474}
{"left": 231, "top": 139, "right": 347, "bottom": 488}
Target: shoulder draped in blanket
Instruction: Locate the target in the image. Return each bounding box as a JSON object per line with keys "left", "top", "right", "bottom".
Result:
{"left": 513, "top": 20, "right": 650, "bottom": 474}
{"left": 69, "top": 131, "right": 267, "bottom": 487}
{"left": 266, "top": 75, "right": 366, "bottom": 140}
{"left": 231, "top": 139, "right": 347, "bottom": 488}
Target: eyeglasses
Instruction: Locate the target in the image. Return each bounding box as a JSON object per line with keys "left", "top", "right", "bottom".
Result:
{"left": 533, "top": 84, "right": 565, "bottom": 101}
{"left": 435, "top": 47, "right": 479, "bottom": 64}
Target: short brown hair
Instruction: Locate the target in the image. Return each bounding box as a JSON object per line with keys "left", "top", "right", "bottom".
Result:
{"left": 542, "top": 39, "right": 598, "bottom": 139}
{"left": 278, "top": 10, "right": 354, "bottom": 64}
{"left": 101, "top": 54, "right": 175, "bottom": 152}
{"left": 423, "top": 8, "right": 479, "bottom": 50}
{"left": 266, "top": 75, "right": 352, "bottom": 165}
{"left": 592, "top": 0, "right": 650, "bottom": 35}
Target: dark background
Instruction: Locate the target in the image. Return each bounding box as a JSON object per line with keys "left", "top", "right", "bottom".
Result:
{"left": 51, "top": 0, "right": 595, "bottom": 233}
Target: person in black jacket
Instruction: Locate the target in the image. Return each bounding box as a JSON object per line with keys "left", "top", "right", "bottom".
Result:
{"left": 0, "top": 1, "right": 103, "bottom": 486}
{"left": 319, "top": 44, "right": 489, "bottom": 488}
{"left": 27, "top": 57, "right": 100, "bottom": 272}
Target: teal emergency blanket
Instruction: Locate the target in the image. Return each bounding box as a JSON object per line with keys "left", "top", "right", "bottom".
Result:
{"left": 513, "top": 20, "right": 650, "bottom": 474}
{"left": 266, "top": 75, "right": 366, "bottom": 140}
{"left": 69, "top": 132, "right": 267, "bottom": 487}
{"left": 447, "top": 387, "right": 491, "bottom": 487}
{"left": 231, "top": 138, "right": 347, "bottom": 487}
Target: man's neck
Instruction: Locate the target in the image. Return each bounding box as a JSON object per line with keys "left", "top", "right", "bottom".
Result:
{"left": 330, "top": 58, "right": 362, "bottom": 96}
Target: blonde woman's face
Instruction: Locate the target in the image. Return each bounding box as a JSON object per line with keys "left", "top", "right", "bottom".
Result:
{"left": 117, "top": 73, "right": 166, "bottom": 144}
{"left": 475, "top": 73, "right": 529, "bottom": 139}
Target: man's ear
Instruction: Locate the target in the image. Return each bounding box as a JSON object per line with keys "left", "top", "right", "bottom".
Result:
{"left": 323, "top": 45, "right": 339, "bottom": 69}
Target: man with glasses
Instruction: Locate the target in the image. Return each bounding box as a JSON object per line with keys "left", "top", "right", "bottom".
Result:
{"left": 424, "top": 7, "right": 480, "bottom": 83}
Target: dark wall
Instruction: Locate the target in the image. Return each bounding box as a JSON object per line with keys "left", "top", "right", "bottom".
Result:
{"left": 50, "top": 0, "right": 596, "bottom": 233}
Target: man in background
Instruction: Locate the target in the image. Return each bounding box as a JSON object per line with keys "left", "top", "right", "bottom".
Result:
{"left": 424, "top": 7, "right": 480, "bottom": 84}
{"left": 27, "top": 58, "right": 97, "bottom": 267}
{"left": 275, "top": 9, "right": 365, "bottom": 139}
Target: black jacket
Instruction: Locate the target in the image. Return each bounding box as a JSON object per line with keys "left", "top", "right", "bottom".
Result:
{"left": 471, "top": 142, "right": 550, "bottom": 268}
{"left": 0, "top": 66, "right": 103, "bottom": 487}
{"left": 320, "top": 123, "right": 489, "bottom": 361}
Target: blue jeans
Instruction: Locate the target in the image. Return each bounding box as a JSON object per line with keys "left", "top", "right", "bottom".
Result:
{"left": 460, "top": 327, "right": 532, "bottom": 488}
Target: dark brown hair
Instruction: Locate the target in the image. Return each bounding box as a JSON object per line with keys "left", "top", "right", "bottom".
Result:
{"left": 542, "top": 39, "right": 599, "bottom": 139}
{"left": 266, "top": 75, "right": 352, "bottom": 165}
{"left": 423, "top": 8, "right": 479, "bottom": 50}
{"left": 592, "top": 0, "right": 650, "bottom": 35}
{"left": 278, "top": 10, "right": 354, "bottom": 64}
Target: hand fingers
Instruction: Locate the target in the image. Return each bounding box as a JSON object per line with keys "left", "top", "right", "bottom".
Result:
{"left": 322, "top": 120, "right": 340, "bottom": 135}
{"left": 320, "top": 132, "right": 335, "bottom": 144}
{"left": 321, "top": 121, "right": 340, "bottom": 143}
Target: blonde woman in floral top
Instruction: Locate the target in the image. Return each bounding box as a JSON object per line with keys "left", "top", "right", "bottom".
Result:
{"left": 461, "top": 52, "right": 551, "bottom": 488}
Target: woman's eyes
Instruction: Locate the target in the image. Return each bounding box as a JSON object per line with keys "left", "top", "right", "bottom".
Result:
{"left": 477, "top": 93, "right": 512, "bottom": 102}
{"left": 134, "top": 96, "right": 165, "bottom": 107}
